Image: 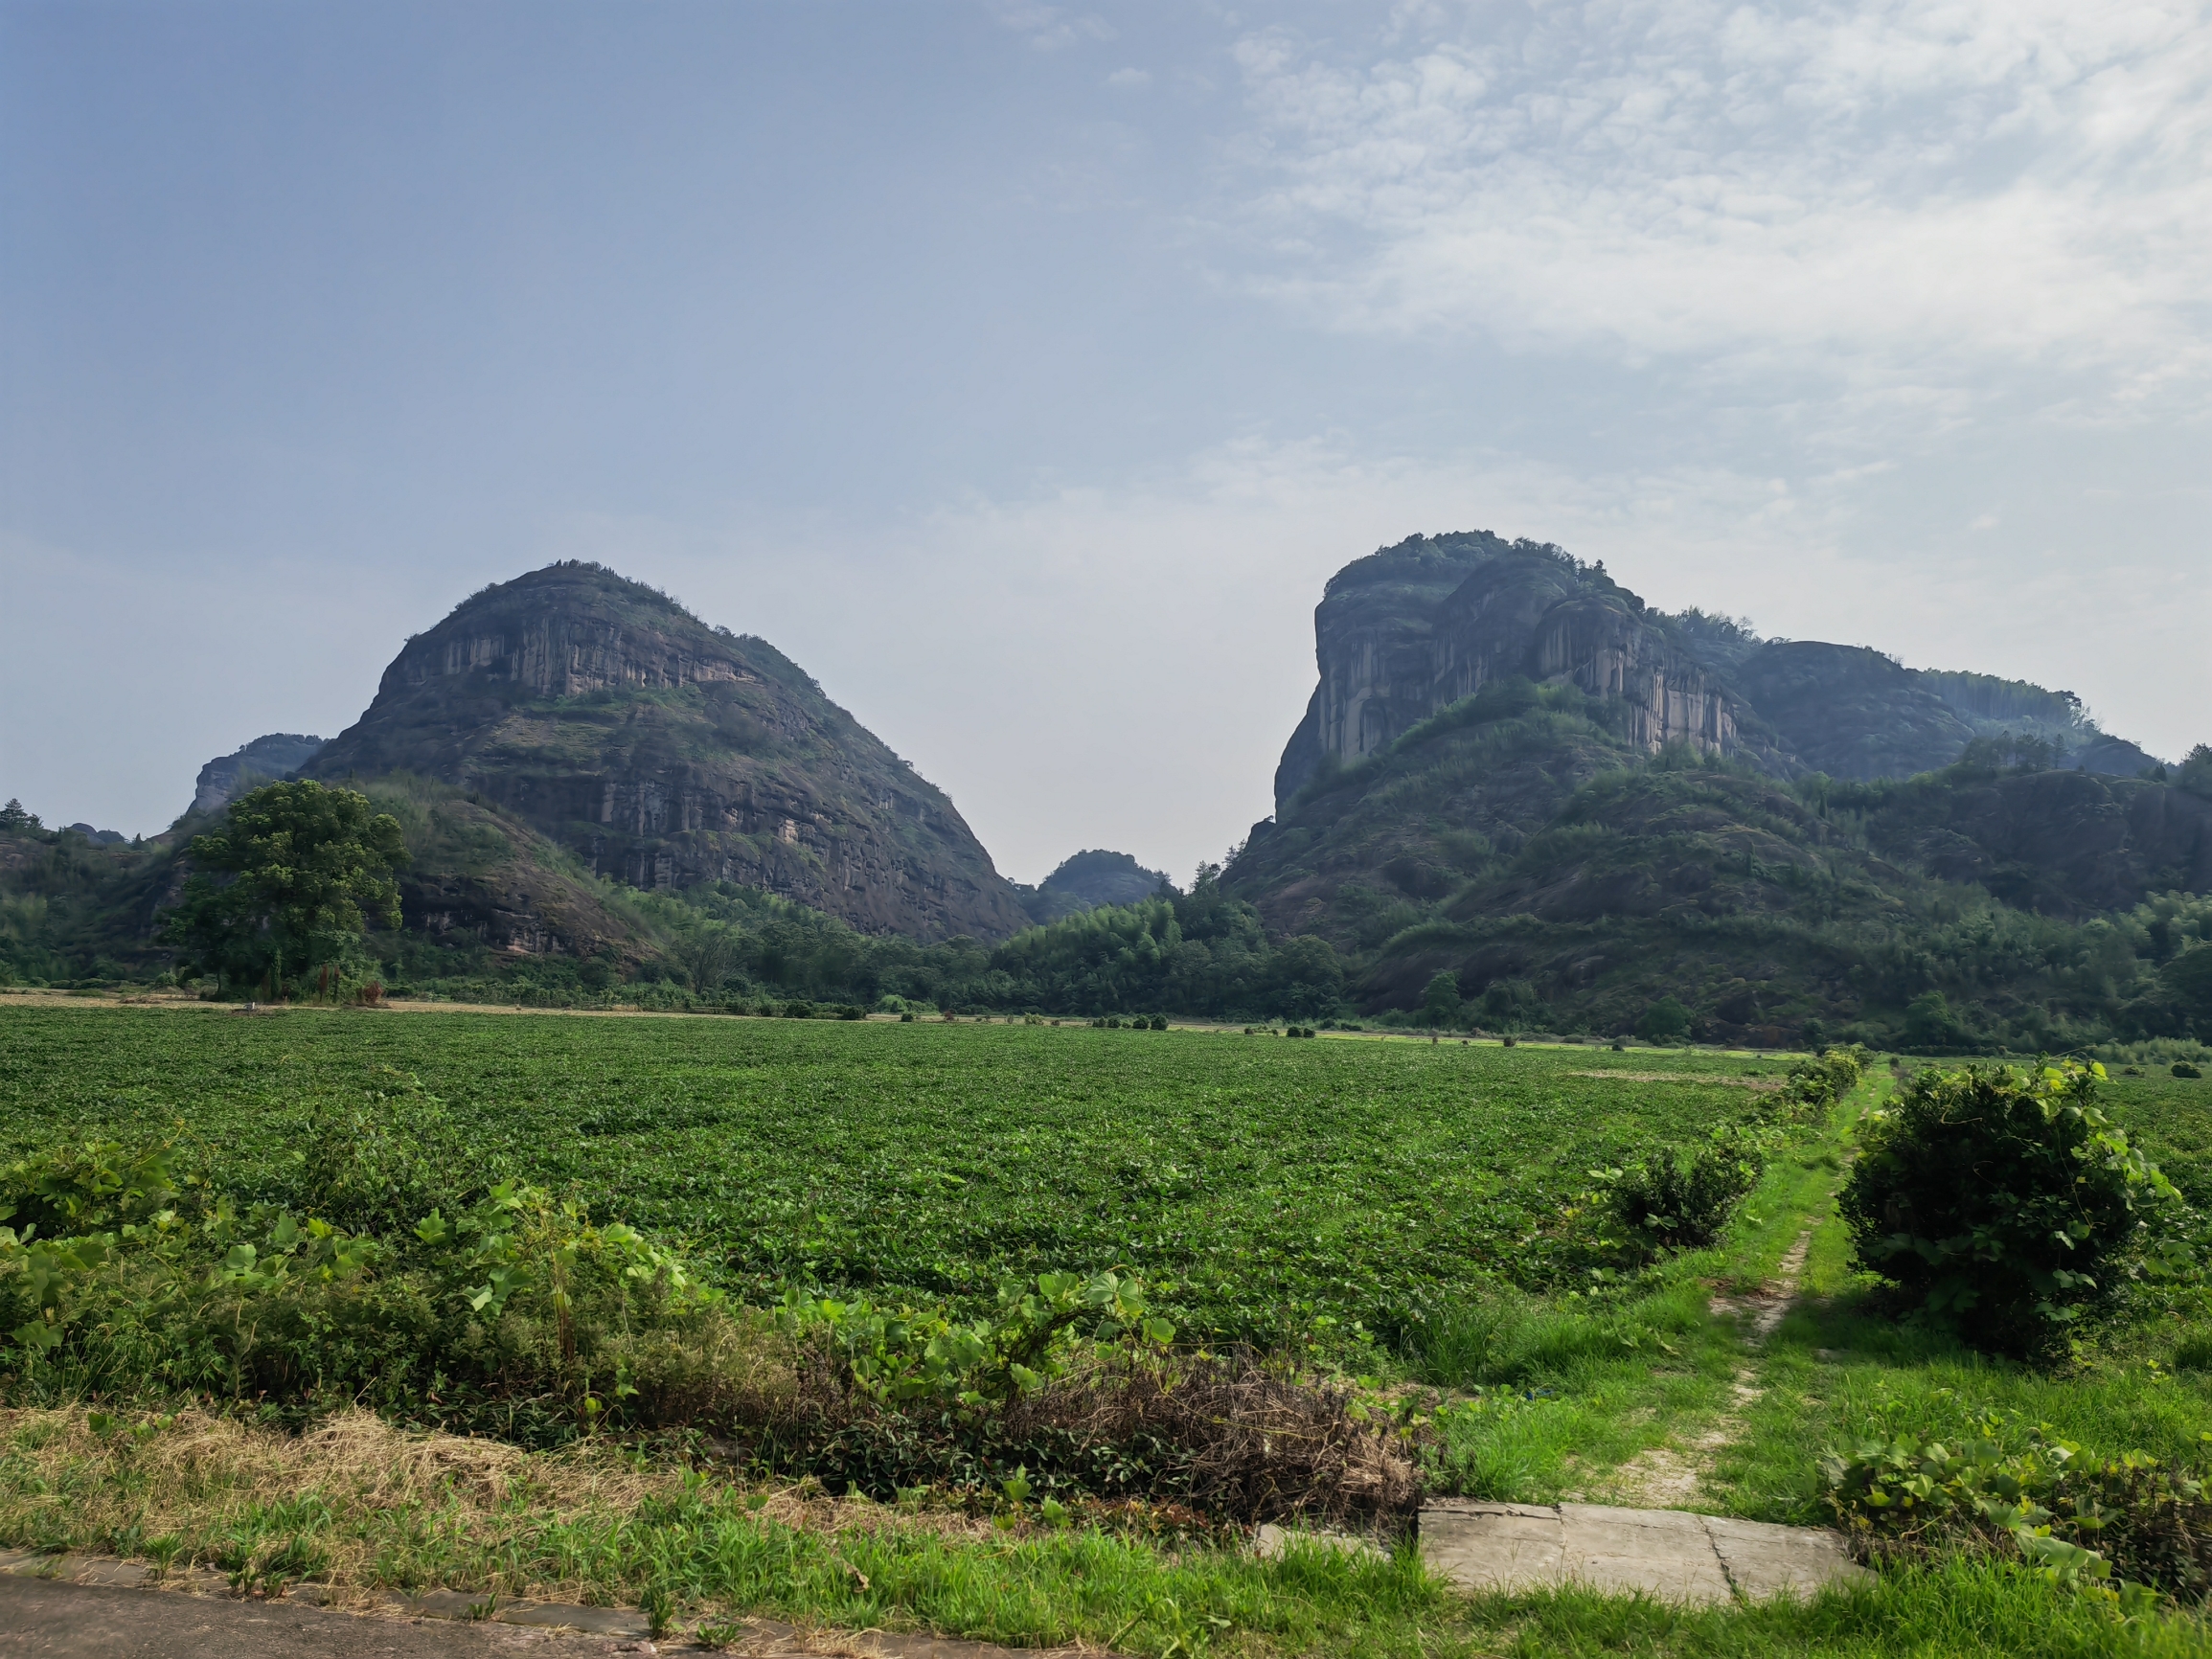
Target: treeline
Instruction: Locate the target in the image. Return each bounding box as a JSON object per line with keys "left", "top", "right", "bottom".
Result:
{"left": 469, "top": 873, "right": 1348, "bottom": 1023}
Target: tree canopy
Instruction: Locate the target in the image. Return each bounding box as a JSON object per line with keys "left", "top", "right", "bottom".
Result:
{"left": 160, "top": 781, "right": 407, "bottom": 993}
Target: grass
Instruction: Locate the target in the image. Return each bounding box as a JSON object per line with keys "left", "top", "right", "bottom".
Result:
{"left": 5, "top": 1405, "right": 2206, "bottom": 1657}
{"left": 1409, "top": 1083, "right": 1871, "bottom": 1508}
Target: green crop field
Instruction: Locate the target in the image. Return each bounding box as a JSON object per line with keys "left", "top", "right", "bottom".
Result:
{"left": 0, "top": 1004, "right": 1799, "bottom": 1342}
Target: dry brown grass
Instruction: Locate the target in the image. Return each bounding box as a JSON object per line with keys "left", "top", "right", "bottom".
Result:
{"left": 0, "top": 1405, "right": 1001, "bottom": 1597}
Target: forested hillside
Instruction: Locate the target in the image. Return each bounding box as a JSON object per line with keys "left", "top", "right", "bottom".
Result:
{"left": 9, "top": 537, "right": 2211, "bottom": 1051}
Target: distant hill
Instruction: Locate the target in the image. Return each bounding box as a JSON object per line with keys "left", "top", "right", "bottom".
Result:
{"left": 1228, "top": 531, "right": 2209, "bottom": 1046}
{"left": 1015, "top": 850, "right": 1172, "bottom": 923}
{"left": 190, "top": 733, "right": 327, "bottom": 817}
{"left": 303, "top": 562, "right": 1029, "bottom": 943}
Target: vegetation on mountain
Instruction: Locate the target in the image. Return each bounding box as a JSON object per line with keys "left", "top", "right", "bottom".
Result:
{"left": 1225, "top": 664, "right": 2212, "bottom": 1048}
{"left": 1013, "top": 849, "right": 1171, "bottom": 924}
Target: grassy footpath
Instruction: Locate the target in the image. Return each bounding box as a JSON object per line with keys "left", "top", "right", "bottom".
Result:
{"left": 1412, "top": 1077, "right": 1882, "bottom": 1508}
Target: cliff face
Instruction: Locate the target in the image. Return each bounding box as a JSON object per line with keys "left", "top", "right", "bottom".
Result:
{"left": 190, "top": 733, "right": 328, "bottom": 817}
{"left": 1276, "top": 535, "right": 1739, "bottom": 811}
{"left": 305, "top": 562, "right": 1029, "bottom": 943}
{"left": 1272, "top": 534, "right": 2165, "bottom": 808}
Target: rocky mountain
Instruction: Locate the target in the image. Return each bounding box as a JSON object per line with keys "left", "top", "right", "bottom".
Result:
{"left": 303, "top": 562, "right": 1028, "bottom": 942}
{"left": 1015, "top": 850, "right": 1172, "bottom": 923}
{"left": 1270, "top": 533, "right": 2160, "bottom": 812}
{"left": 1271, "top": 534, "right": 1754, "bottom": 811}
{"left": 1227, "top": 531, "right": 2206, "bottom": 1043}
{"left": 190, "top": 733, "right": 328, "bottom": 817}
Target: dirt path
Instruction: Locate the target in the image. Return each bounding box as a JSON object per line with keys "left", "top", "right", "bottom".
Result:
{"left": 0, "top": 1571, "right": 1060, "bottom": 1659}
{"left": 1598, "top": 1225, "right": 1814, "bottom": 1510}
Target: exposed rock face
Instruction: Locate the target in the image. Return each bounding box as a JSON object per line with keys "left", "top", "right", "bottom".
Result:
{"left": 1270, "top": 533, "right": 2165, "bottom": 807}
{"left": 1276, "top": 534, "right": 1739, "bottom": 811}
{"left": 305, "top": 562, "right": 1029, "bottom": 943}
{"left": 190, "top": 734, "right": 327, "bottom": 817}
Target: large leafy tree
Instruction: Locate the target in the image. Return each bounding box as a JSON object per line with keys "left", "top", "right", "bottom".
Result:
{"left": 161, "top": 781, "right": 408, "bottom": 994}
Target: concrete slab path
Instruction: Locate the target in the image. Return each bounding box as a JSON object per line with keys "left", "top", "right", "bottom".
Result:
{"left": 1420, "top": 1500, "right": 1869, "bottom": 1605}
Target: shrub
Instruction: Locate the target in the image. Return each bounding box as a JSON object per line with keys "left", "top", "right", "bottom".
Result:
{"left": 1837, "top": 1061, "right": 2189, "bottom": 1352}
{"left": 1608, "top": 1140, "right": 1762, "bottom": 1251}
{"left": 1822, "top": 1405, "right": 2212, "bottom": 1601}
{"left": 2176, "top": 1062, "right": 2203, "bottom": 1079}
{"left": 1752, "top": 1046, "right": 1870, "bottom": 1126}
{"left": 0, "top": 1139, "right": 739, "bottom": 1440}
{"left": 783, "top": 1001, "right": 814, "bottom": 1019}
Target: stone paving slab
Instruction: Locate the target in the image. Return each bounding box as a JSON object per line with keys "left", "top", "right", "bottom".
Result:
{"left": 1700, "top": 1514, "right": 1868, "bottom": 1603}
{"left": 1560, "top": 1504, "right": 1733, "bottom": 1602}
{"left": 1419, "top": 1502, "right": 1871, "bottom": 1605}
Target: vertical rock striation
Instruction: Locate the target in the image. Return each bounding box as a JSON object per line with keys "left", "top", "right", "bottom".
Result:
{"left": 1278, "top": 534, "right": 1739, "bottom": 812}
{"left": 304, "top": 562, "right": 1029, "bottom": 942}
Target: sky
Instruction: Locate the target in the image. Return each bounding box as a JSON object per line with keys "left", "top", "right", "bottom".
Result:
{"left": 4, "top": 0, "right": 2208, "bottom": 884}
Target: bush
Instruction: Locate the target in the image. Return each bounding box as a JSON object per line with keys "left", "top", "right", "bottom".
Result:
{"left": 0, "top": 1138, "right": 739, "bottom": 1440}
{"left": 1822, "top": 1405, "right": 2212, "bottom": 1600}
{"left": 1754, "top": 1046, "right": 1870, "bottom": 1126}
{"left": 1837, "top": 1061, "right": 2189, "bottom": 1352}
{"left": 1608, "top": 1141, "right": 1762, "bottom": 1251}
{"left": 2176, "top": 1062, "right": 2203, "bottom": 1079}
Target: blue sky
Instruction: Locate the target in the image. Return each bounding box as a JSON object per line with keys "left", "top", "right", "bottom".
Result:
{"left": 5, "top": 0, "right": 2207, "bottom": 882}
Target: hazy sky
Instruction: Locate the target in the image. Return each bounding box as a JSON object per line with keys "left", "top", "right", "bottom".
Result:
{"left": 6, "top": 1, "right": 2208, "bottom": 883}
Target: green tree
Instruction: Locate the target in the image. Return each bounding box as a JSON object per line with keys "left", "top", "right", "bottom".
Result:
{"left": 1635, "top": 996, "right": 1691, "bottom": 1044}
{"left": 1903, "top": 989, "right": 1962, "bottom": 1050}
{"left": 160, "top": 781, "right": 407, "bottom": 996}
{"left": 1421, "top": 969, "right": 1461, "bottom": 1027}
{"left": 673, "top": 923, "right": 738, "bottom": 995}
{"left": 2177, "top": 743, "right": 2212, "bottom": 801}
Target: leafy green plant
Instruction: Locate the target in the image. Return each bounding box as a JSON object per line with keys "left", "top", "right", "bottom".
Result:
{"left": 1837, "top": 1060, "right": 2191, "bottom": 1352}
{"left": 1821, "top": 1403, "right": 2212, "bottom": 1602}
{"left": 778, "top": 1268, "right": 1173, "bottom": 1411}
{"left": 2175, "top": 1062, "right": 2203, "bottom": 1080}
{"left": 1603, "top": 1139, "right": 1761, "bottom": 1251}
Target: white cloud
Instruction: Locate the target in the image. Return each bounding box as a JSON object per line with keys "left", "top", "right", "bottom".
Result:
{"left": 588, "top": 428, "right": 2206, "bottom": 882}
{"left": 985, "top": 1, "right": 1116, "bottom": 52}
{"left": 1106, "top": 66, "right": 1152, "bottom": 89}
{"left": 1224, "top": 2, "right": 2212, "bottom": 419}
